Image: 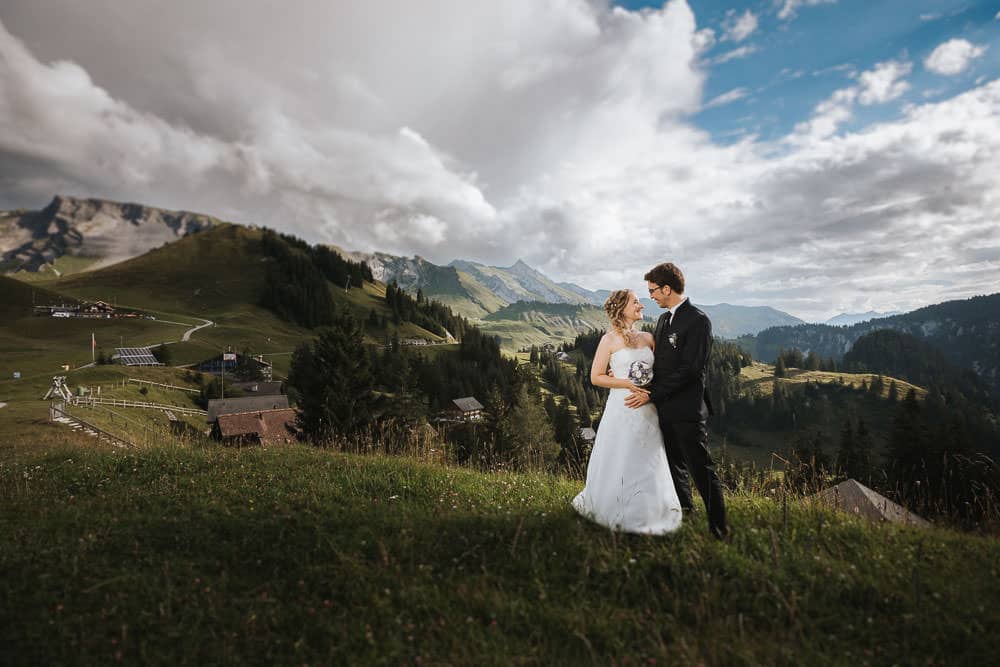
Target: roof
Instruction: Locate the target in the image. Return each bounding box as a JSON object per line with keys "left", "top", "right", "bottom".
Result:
{"left": 451, "top": 397, "right": 484, "bottom": 412}
{"left": 230, "top": 381, "right": 283, "bottom": 395}
{"left": 115, "top": 347, "right": 162, "bottom": 366}
{"left": 216, "top": 408, "right": 299, "bottom": 445}
{"left": 808, "top": 479, "right": 929, "bottom": 527}
{"left": 207, "top": 395, "right": 289, "bottom": 422}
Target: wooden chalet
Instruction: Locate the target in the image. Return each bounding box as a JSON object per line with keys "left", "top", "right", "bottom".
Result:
{"left": 194, "top": 353, "right": 273, "bottom": 382}
{"left": 207, "top": 395, "right": 290, "bottom": 423}
{"left": 211, "top": 408, "right": 299, "bottom": 446}
{"left": 443, "top": 397, "right": 484, "bottom": 422}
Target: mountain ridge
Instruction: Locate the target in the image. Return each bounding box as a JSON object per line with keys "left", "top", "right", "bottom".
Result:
{"left": 1, "top": 195, "right": 218, "bottom": 275}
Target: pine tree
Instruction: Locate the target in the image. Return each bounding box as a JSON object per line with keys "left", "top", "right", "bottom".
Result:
{"left": 836, "top": 420, "right": 856, "bottom": 479}
{"left": 774, "top": 356, "right": 787, "bottom": 378}
{"left": 855, "top": 418, "right": 874, "bottom": 485}
{"left": 289, "top": 311, "right": 375, "bottom": 441}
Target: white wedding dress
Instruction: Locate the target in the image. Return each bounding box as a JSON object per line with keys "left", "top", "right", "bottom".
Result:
{"left": 572, "top": 346, "right": 683, "bottom": 534}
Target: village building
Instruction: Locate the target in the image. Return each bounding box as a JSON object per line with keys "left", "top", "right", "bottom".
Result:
{"left": 229, "top": 380, "right": 283, "bottom": 396}
{"left": 554, "top": 351, "right": 571, "bottom": 362}
{"left": 78, "top": 300, "right": 116, "bottom": 318}
{"left": 808, "top": 479, "right": 930, "bottom": 526}
{"left": 579, "top": 427, "right": 597, "bottom": 445}
{"left": 211, "top": 408, "right": 299, "bottom": 446}
{"left": 194, "top": 353, "right": 273, "bottom": 382}
{"left": 442, "top": 396, "right": 485, "bottom": 422}
{"left": 207, "top": 395, "right": 290, "bottom": 423}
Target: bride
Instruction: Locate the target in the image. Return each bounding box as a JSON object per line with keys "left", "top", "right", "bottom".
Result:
{"left": 572, "top": 289, "right": 683, "bottom": 534}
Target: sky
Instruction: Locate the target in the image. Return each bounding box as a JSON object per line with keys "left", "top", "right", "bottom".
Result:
{"left": 0, "top": 1, "right": 998, "bottom": 321}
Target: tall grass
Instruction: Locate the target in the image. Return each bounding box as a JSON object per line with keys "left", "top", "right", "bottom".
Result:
{"left": 2, "top": 440, "right": 999, "bottom": 665}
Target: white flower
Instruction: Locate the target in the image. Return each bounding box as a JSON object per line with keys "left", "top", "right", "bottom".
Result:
{"left": 628, "top": 360, "right": 653, "bottom": 386}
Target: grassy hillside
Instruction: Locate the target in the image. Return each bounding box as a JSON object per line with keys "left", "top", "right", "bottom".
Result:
{"left": 1, "top": 227, "right": 450, "bottom": 446}
{"left": 2, "top": 442, "right": 997, "bottom": 665}
{"left": 479, "top": 302, "right": 612, "bottom": 351}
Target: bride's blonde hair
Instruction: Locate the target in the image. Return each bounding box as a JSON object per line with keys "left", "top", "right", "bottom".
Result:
{"left": 604, "top": 289, "right": 637, "bottom": 344}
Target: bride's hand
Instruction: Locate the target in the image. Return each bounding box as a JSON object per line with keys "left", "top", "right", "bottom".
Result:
{"left": 624, "top": 389, "right": 651, "bottom": 408}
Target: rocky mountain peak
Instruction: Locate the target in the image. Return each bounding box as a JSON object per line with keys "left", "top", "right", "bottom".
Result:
{"left": 1, "top": 194, "right": 217, "bottom": 274}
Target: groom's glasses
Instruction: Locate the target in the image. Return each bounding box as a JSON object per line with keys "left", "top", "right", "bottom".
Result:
{"left": 648, "top": 285, "right": 664, "bottom": 295}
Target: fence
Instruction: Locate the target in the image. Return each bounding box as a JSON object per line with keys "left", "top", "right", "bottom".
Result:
{"left": 49, "top": 402, "right": 135, "bottom": 448}
{"left": 70, "top": 395, "right": 207, "bottom": 416}
{"left": 128, "top": 378, "right": 201, "bottom": 394}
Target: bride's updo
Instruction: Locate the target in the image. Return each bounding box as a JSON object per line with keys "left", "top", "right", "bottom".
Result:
{"left": 604, "top": 289, "right": 637, "bottom": 344}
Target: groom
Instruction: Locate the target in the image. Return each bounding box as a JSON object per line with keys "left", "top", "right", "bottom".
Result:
{"left": 625, "top": 262, "right": 729, "bottom": 539}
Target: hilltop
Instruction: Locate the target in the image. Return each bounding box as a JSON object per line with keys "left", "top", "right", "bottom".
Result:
{"left": 1, "top": 443, "right": 997, "bottom": 665}
{"left": 741, "top": 293, "right": 1000, "bottom": 397}
{"left": 0, "top": 195, "right": 219, "bottom": 276}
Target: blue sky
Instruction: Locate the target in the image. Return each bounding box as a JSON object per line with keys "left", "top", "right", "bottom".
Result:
{"left": 621, "top": 0, "right": 1000, "bottom": 142}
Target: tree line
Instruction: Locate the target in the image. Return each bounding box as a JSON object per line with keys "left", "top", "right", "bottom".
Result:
{"left": 258, "top": 229, "right": 372, "bottom": 328}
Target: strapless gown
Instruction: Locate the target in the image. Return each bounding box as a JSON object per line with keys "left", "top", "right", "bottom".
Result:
{"left": 572, "top": 346, "right": 682, "bottom": 534}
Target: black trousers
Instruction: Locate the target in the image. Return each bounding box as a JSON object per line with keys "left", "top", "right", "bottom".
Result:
{"left": 660, "top": 418, "right": 728, "bottom": 537}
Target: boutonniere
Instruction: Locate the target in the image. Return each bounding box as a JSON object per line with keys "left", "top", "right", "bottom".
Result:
{"left": 668, "top": 333, "right": 678, "bottom": 349}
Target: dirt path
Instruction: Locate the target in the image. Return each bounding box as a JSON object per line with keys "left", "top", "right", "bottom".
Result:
{"left": 182, "top": 318, "right": 214, "bottom": 342}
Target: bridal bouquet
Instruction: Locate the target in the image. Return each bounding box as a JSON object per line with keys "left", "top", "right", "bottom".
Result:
{"left": 628, "top": 359, "right": 653, "bottom": 387}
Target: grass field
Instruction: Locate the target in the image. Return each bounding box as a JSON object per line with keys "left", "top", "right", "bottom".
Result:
{"left": 1, "top": 441, "right": 998, "bottom": 665}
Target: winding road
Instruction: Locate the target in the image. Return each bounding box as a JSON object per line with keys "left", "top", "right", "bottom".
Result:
{"left": 182, "top": 318, "right": 214, "bottom": 342}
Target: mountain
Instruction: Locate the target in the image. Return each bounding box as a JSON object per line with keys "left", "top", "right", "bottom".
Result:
{"left": 341, "top": 250, "right": 591, "bottom": 319}
{"left": 825, "top": 310, "right": 901, "bottom": 327}
{"left": 743, "top": 293, "right": 1000, "bottom": 396}
{"left": 843, "top": 329, "right": 994, "bottom": 408}
{"left": 0, "top": 195, "right": 218, "bottom": 276}
{"left": 699, "top": 303, "right": 805, "bottom": 339}
{"left": 635, "top": 299, "right": 804, "bottom": 338}
{"left": 345, "top": 249, "right": 804, "bottom": 339}
{"left": 481, "top": 301, "right": 612, "bottom": 348}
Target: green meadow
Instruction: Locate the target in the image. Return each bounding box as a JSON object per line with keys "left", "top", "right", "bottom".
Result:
{"left": 2, "top": 441, "right": 998, "bottom": 665}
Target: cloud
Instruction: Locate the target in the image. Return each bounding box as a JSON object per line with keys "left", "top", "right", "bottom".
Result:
{"left": 709, "top": 45, "right": 759, "bottom": 65}
{"left": 924, "top": 38, "right": 987, "bottom": 75}
{"left": 792, "top": 59, "right": 910, "bottom": 140}
{"left": 703, "top": 88, "right": 750, "bottom": 109}
{"left": 857, "top": 60, "right": 912, "bottom": 105}
{"left": 776, "top": 0, "right": 838, "bottom": 21}
{"left": 0, "top": 2, "right": 997, "bottom": 320}
{"left": 721, "top": 9, "right": 758, "bottom": 42}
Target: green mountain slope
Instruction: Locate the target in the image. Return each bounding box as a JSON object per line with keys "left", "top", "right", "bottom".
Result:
{"left": 2, "top": 445, "right": 997, "bottom": 664}
{"left": 743, "top": 293, "right": 1000, "bottom": 396}
{"left": 480, "top": 302, "right": 614, "bottom": 350}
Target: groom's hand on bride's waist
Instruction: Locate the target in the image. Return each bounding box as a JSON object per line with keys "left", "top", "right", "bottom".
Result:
{"left": 624, "top": 387, "right": 650, "bottom": 409}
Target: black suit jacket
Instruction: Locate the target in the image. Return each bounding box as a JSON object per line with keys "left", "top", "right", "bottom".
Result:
{"left": 649, "top": 299, "right": 713, "bottom": 422}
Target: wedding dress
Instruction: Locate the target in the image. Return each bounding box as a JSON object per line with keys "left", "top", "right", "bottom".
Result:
{"left": 572, "top": 346, "right": 683, "bottom": 534}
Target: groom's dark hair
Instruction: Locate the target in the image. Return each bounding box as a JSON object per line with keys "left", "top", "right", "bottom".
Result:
{"left": 644, "top": 263, "right": 685, "bottom": 294}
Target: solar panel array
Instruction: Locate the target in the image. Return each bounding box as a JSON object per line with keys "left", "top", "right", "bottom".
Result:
{"left": 116, "top": 347, "right": 163, "bottom": 366}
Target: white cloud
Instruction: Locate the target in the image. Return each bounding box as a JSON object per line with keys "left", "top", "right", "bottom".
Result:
{"left": 792, "top": 59, "right": 910, "bottom": 140}
{"left": 919, "top": 13, "right": 940, "bottom": 22}
{"left": 721, "top": 9, "right": 758, "bottom": 42}
{"left": 703, "top": 87, "right": 749, "bottom": 109}
{"left": 777, "top": 0, "right": 838, "bottom": 21}
{"left": 924, "top": 38, "right": 987, "bottom": 75}
{"left": 709, "top": 45, "right": 759, "bottom": 65}
{"left": 857, "top": 60, "right": 912, "bottom": 105}
{"left": 0, "top": 3, "right": 997, "bottom": 320}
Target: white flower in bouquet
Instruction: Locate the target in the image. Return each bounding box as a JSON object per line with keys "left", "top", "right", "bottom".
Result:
{"left": 627, "top": 359, "right": 653, "bottom": 387}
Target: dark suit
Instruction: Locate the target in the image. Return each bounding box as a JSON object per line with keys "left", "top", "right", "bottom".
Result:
{"left": 649, "top": 299, "right": 728, "bottom": 537}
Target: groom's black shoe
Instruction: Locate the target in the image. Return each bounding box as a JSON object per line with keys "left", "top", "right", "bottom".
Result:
{"left": 711, "top": 524, "right": 732, "bottom": 542}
